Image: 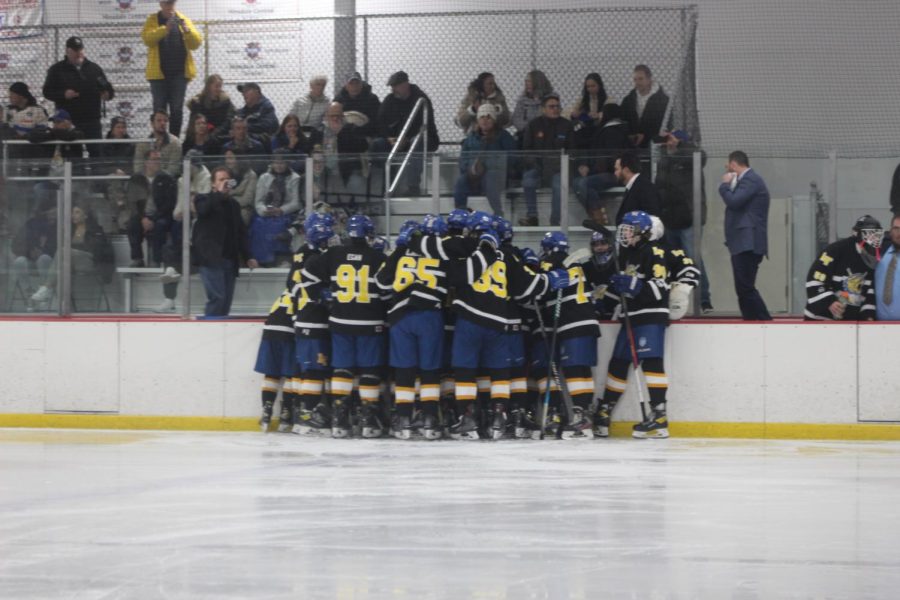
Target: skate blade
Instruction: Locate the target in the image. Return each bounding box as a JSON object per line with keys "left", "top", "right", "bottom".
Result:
{"left": 421, "top": 429, "right": 442, "bottom": 440}
{"left": 491, "top": 428, "right": 505, "bottom": 441}
{"left": 331, "top": 428, "right": 350, "bottom": 439}
{"left": 449, "top": 431, "right": 480, "bottom": 441}
{"left": 632, "top": 428, "right": 669, "bottom": 439}
{"left": 593, "top": 427, "right": 610, "bottom": 438}
{"left": 560, "top": 430, "right": 595, "bottom": 440}
{"left": 362, "top": 427, "right": 383, "bottom": 438}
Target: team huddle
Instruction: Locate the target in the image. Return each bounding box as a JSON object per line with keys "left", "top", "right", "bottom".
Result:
{"left": 253, "top": 208, "right": 699, "bottom": 441}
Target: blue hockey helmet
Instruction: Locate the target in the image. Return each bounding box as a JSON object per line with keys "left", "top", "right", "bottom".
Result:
{"left": 370, "top": 235, "right": 390, "bottom": 253}
{"left": 447, "top": 208, "right": 470, "bottom": 231}
{"left": 421, "top": 213, "right": 448, "bottom": 236}
{"left": 494, "top": 216, "right": 513, "bottom": 243}
{"left": 540, "top": 231, "right": 569, "bottom": 255}
{"left": 305, "top": 221, "right": 334, "bottom": 247}
{"left": 467, "top": 210, "right": 495, "bottom": 233}
{"left": 617, "top": 210, "right": 652, "bottom": 246}
{"left": 346, "top": 214, "right": 374, "bottom": 239}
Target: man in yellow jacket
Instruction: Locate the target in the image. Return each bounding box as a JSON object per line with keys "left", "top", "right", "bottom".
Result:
{"left": 141, "top": 0, "right": 202, "bottom": 138}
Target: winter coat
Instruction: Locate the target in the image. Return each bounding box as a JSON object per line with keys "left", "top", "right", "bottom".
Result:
{"left": 511, "top": 94, "right": 543, "bottom": 133}
{"left": 456, "top": 89, "right": 510, "bottom": 134}
{"left": 192, "top": 192, "right": 250, "bottom": 274}
{"left": 522, "top": 115, "right": 573, "bottom": 183}
{"left": 655, "top": 143, "right": 707, "bottom": 230}
{"left": 237, "top": 96, "right": 279, "bottom": 138}
{"left": 576, "top": 119, "right": 631, "bottom": 173}
{"left": 42, "top": 58, "right": 115, "bottom": 125}
{"left": 376, "top": 84, "right": 440, "bottom": 151}
{"left": 620, "top": 85, "right": 670, "bottom": 148}
{"left": 133, "top": 133, "right": 183, "bottom": 179}
{"left": 140, "top": 11, "right": 203, "bottom": 81}
{"left": 98, "top": 133, "right": 134, "bottom": 175}
{"left": 290, "top": 93, "right": 331, "bottom": 132}
{"left": 255, "top": 169, "right": 302, "bottom": 216}
{"left": 334, "top": 84, "right": 380, "bottom": 137}
{"left": 458, "top": 128, "right": 516, "bottom": 175}
{"left": 321, "top": 123, "right": 370, "bottom": 183}
{"left": 12, "top": 216, "right": 57, "bottom": 260}
{"left": 186, "top": 94, "right": 236, "bottom": 141}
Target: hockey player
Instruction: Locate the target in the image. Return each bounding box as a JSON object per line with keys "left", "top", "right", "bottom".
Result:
{"left": 290, "top": 213, "right": 337, "bottom": 435}
{"left": 300, "top": 214, "right": 389, "bottom": 438}
{"left": 598, "top": 210, "right": 672, "bottom": 439}
{"left": 531, "top": 231, "right": 602, "bottom": 439}
{"left": 804, "top": 214, "right": 882, "bottom": 321}
{"left": 650, "top": 215, "right": 700, "bottom": 319}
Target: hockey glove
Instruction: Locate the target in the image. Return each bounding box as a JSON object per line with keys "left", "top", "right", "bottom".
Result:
{"left": 479, "top": 228, "right": 500, "bottom": 249}
{"left": 610, "top": 274, "right": 643, "bottom": 298}
{"left": 318, "top": 289, "right": 334, "bottom": 304}
{"left": 395, "top": 222, "right": 420, "bottom": 248}
{"left": 548, "top": 268, "right": 570, "bottom": 291}
{"left": 519, "top": 247, "right": 539, "bottom": 267}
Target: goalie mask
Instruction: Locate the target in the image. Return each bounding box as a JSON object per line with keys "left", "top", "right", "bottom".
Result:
{"left": 853, "top": 214, "right": 883, "bottom": 268}
{"left": 617, "top": 210, "right": 652, "bottom": 247}
{"left": 590, "top": 229, "right": 614, "bottom": 266}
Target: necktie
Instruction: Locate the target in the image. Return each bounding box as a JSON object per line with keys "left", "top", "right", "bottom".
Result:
{"left": 884, "top": 252, "right": 898, "bottom": 305}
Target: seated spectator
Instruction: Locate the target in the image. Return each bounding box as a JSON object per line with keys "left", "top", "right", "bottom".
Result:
{"left": 133, "top": 110, "right": 183, "bottom": 179}
{"left": 574, "top": 102, "right": 630, "bottom": 225}
{"left": 236, "top": 82, "right": 279, "bottom": 144}
{"left": 182, "top": 112, "right": 221, "bottom": 159}
{"left": 621, "top": 64, "right": 670, "bottom": 149}
{"left": 98, "top": 116, "right": 134, "bottom": 231}
{"left": 2, "top": 82, "right": 48, "bottom": 142}
{"left": 30, "top": 204, "right": 114, "bottom": 308}
{"left": 186, "top": 74, "right": 236, "bottom": 143}
{"left": 511, "top": 70, "right": 553, "bottom": 140}
{"left": 27, "top": 110, "right": 85, "bottom": 176}
{"left": 154, "top": 151, "right": 212, "bottom": 312}
{"left": 568, "top": 72, "right": 608, "bottom": 149}
{"left": 10, "top": 196, "right": 57, "bottom": 300}
{"left": 193, "top": 166, "right": 258, "bottom": 317}
{"left": 251, "top": 149, "right": 302, "bottom": 266}
{"left": 455, "top": 72, "right": 510, "bottom": 135}
{"left": 613, "top": 151, "right": 660, "bottom": 224}
{"left": 371, "top": 71, "right": 440, "bottom": 196}
{"left": 290, "top": 75, "right": 330, "bottom": 134}
{"left": 222, "top": 116, "right": 267, "bottom": 174}
{"left": 271, "top": 113, "right": 318, "bottom": 173}
{"left": 876, "top": 213, "right": 900, "bottom": 320}
{"left": 519, "top": 93, "right": 572, "bottom": 227}
{"left": 655, "top": 129, "right": 711, "bottom": 311}
{"left": 126, "top": 149, "right": 178, "bottom": 267}
{"left": 319, "top": 102, "right": 369, "bottom": 205}
{"left": 454, "top": 103, "right": 515, "bottom": 216}
{"left": 333, "top": 71, "right": 380, "bottom": 138}
{"left": 224, "top": 148, "right": 259, "bottom": 225}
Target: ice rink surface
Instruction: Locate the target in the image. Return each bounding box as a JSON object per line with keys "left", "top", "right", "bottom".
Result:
{"left": 1, "top": 430, "right": 899, "bottom": 599}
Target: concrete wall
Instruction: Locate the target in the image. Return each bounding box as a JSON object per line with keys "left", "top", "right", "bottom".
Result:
{"left": 1, "top": 320, "right": 897, "bottom": 427}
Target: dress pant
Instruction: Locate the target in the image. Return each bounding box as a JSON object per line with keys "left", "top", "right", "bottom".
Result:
{"left": 730, "top": 251, "right": 771, "bottom": 320}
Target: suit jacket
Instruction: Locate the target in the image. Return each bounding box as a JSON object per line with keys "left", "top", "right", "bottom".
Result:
{"left": 718, "top": 168, "right": 769, "bottom": 256}
{"left": 616, "top": 173, "right": 660, "bottom": 225}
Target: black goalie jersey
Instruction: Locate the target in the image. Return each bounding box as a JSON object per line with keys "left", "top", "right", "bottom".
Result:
{"left": 262, "top": 249, "right": 311, "bottom": 343}
{"left": 804, "top": 237, "right": 876, "bottom": 321}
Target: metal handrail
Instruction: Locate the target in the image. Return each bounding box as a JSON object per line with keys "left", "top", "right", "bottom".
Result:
{"left": 385, "top": 96, "right": 428, "bottom": 195}
{"left": 2, "top": 137, "right": 145, "bottom": 179}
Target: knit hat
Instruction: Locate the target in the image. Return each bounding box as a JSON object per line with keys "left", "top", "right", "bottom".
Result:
{"left": 476, "top": 103, "right": 498, "bottom": 120}
{"left": 8, "top": 82, "right": 35, "bottom": 104}
{"left": 387, "top": 71, "right": 409, "bottom": 87}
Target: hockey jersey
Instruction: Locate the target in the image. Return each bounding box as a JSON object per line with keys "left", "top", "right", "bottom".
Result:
{"left": 289, "top": 246, "right": 330, "bottom": 339}
{"left": 300, "top": 239, "right": 389, "bottom": 334}
{"left": 262, "top": 247, "right": 314, "bottom": 342}
{"left": 614, "top": 241, "right": 670, "bottom": 326}
{"left": 534, "top": 252, "right": 601, "bottom": 341}
{"left": 804, "top": 237, "right": 876, "bottom": 321}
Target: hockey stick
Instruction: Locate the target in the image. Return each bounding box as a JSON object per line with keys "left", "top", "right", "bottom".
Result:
{"left": 538, "top": 288, "right": 565, "bottom": 439}
{"left": 533, "top": 289, "right": 576, "bottom": 428}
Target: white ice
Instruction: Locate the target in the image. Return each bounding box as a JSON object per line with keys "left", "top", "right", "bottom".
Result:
{"left": 1, "top": 430, "right": 899, "bottom": 599}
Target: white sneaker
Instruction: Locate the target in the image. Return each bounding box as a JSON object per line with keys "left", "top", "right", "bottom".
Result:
{"left": 153, "top": 298, "right": 176, "bottom": 313}
{"left": 31, "top": 286, "right": 52, "bottom": 302}
{"left": 159, "top": 267, "right": 182, "bottom": 284}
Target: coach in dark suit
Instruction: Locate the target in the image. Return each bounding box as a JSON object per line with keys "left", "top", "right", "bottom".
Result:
{"left": 718, "top": 150, "right": 772, "bottom": 320}
{"left": 614, "top": 151, "right": 660, "bottom": 224}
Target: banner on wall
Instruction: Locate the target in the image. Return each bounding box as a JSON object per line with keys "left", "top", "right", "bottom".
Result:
{"left": 221, "top": 0, "right": 299, "bottom": 21}
{"left": 0, "top": 0, "right": 43, "bottom": 38}
{"left": 87, "top": 31, "right": 148, "bottom": 86}
{"left": 0, "top": 38, "right": 46, "bottom": 83}
{"left": 87, "top": 0, "right": 204, "bottom": 23}
{"left": 108, "top": 88, "right": 153, "bottom": 128}
{"left": 213, "top": 26, "right": 301, "bottom": 82}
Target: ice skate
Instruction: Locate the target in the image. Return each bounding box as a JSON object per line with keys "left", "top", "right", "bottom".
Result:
{"left": 533, "top": 409, "right": 561, "bottom": 440}
{"left": 490, "top": 403, "right": 508, "bottom": 441}
{"left": 391, "top": 414, "right": 412, "bottom": 440}
{"left": 292, "top": 403, "right": 331, "bottom": 436}
{"left": 359, "top": 403, "right": 384, "bottom": 438}
{"left": 560, "top": 407, "right": 595, "bottom": 440}
{"left": 593, "top": 403, "right": 611, "bottom": 438}
{"left": 449, "top": 407, "right": 479, "bottom": 440}
{"left": 420, "top": 412, "right": 442, "bottom": 440}
{"left": 632, "top": 407, "right": 669, "bottom": 439}
{"left": 331, "top": 397, "right": 351, "bottom": 438}
{"left": 259, "top": 399, "right": 274, "bottom": 433}
{"left": 276, "top": 399, "right": 293, "bottom": 433}
{"left": 512, "top": 408, "right": 539, "bottom": 439}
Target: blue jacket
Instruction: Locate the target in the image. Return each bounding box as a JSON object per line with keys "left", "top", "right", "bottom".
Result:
{"left": 719, "top": 168, "right": 769, "bottom": 256}
{"left": 237, "top": 96, "right": 279, "bottom": 137}
{"left": 458, "top": 129, "right": 516, "bottom": 175}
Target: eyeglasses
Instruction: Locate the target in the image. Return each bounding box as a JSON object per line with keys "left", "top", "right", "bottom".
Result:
{"left": 545, "top": 104, "right": 561, "bottom": 109}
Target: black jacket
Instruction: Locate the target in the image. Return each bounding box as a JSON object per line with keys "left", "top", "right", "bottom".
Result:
{"left": 522, "top": 115, "right": 573, "bottom": 184}
{"left": 99, "top": 134, "right": 134, "bottom": 174}
{"left": 616, "top": 173, "right": 661, "bottom": 225}
{"left": 577, "top": 119, "right": 631, "bottom": 173}
{"left": 655, "top": 144, "right": 707, "bottom": 230}
{"left": 620, "top": 87, "right": 669, "bottom": 148}
{"left": 42, "top": 58, "right": 114, "bottom": 125}
{"left": 335, "top": 84, "right": 381, "bottom": 138}
{"left": 376, "top": 84, "right": 440, "bottom": 151}
{"left": 890, "top": 163, "right": 900, "bottom": 214}
{"left": 192, "top": 192, "right": 250, "bottom": 274}
{"left": 187, "top": 95, "right": 237, "bottom": 141}
{"left": 141, "top": 171, "right": 178, "bottom": 221}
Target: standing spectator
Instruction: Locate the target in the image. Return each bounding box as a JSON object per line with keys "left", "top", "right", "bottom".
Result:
{"left": 181, "top": 113, "right": 221, "bottom": 159}
{"left": 718, "top": 150, "right": 772, "bottom": 321}
{"left": 574, "top": 102, "right": 630, "bottom": 225}
{"left": 620, "top": 64, "right": 669, "bottom": 149}
{"left": 454, "top": 103, "right": 515, "bottom": 216}
{"left": 193, "top": 166, "right": 258, "bottom": 317}
{"left": 333, "top": 71, "right": 380, "bottom": 138}
{"left": 511, "top": 70, "right": 553, "bottom": 138}
{"left": 186, "top": 74, "right": 235, "bottom": 143}
{"left": 520, "top": 92, "right": 572, "bottom": 227}
{"left": 222, "top": 117, "right": 267, "bottom": 175}
{"left": 655, "top": 130, "right": 712, "bottom": 311}
{"left": 236, "top": 82, "right": 279, "bottom": 143}
{"left": 568, "top": 72, "right": 608, "bottom": 149}
{"left": 455, "top": 72, "right": 510, "bottom": 135}
{"left": 141, "top": 0, "right": 202, "bottom": 137}
{"left": 320, "top": 102, "right": 369, "bottom": 204}
{"left": 126, "top": 149, "right": 177, "bottom": 267}
{"left": 42, "top": 36, "right": 114, "bottom": 145}
{"left": 251, "top": 149, "right": 302, "bottom": 266}
{"left": 613, "top": 151, "right": 660, "bottom": 225}
{"left": 372, "top": 71, "right": 440, "bottom": 197}
{"left": 134, "top": 110, "right": 183, "bottom": 178}
{"left": 289, "top": 75, "right": 330, "bottom": 134}
{"left": 876, "top": 213, "right": 900, "bottom": 320}
{"left": 224, "top": 148, "right": 259, "bottom": 225}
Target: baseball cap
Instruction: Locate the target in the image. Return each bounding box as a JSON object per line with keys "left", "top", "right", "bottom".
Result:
{"left": 237, "top": 82, "right": 261, "bottom": 94}
{"left": 670, "top": 129, "right": 690, "bottom": 142}
{"left": 387, "top": 71, "right": 409, "bottom": 87}
{"left": 66, "top": 36, "right": 84, "bottom": 51}
{"left": 50, "top": 109, "right": 72, "bottom": 122}
{"left": 345, "top": 71, "right": 362, "bottom": 84}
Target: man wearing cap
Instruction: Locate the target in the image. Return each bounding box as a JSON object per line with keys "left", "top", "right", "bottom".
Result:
{"left": 142, "top": 0, "right": 203, "bottom": 137}
{"left": 454, "top": 103, "right": 515, "bottom": 216}
{"left": 372, "top": 71, "right": 440, "bottom": 196}
{"left": 334, "top": 72, "right": 381, "bottom": 138}
{"left": 519, "top": 92, "right": 573, "bottom": 226}
{"left": 27, "top": 110, "right": 86, "bottom": 168}
{"left": 236, "top": 83, "right": 279, "bottom": 143}
{"left": 42, "top": 36, "right": 115, "bottom": 145}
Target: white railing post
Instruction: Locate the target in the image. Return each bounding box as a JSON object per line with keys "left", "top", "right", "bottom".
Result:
{"left": 60, "top": 162, "right": 73, "bottom": 316}
{"left": 180, "top": 158, "right": 192, "bottom": 319}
